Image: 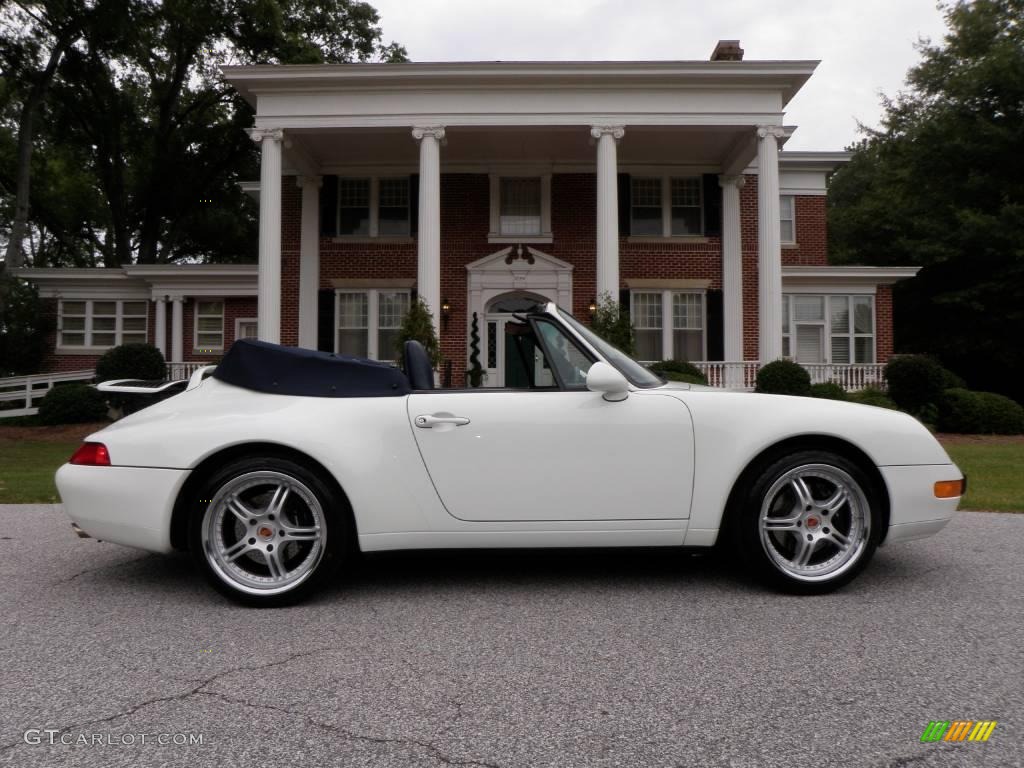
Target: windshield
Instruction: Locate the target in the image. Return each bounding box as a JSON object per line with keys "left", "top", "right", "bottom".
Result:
{"left": 555, "top": 306, "right": 663, "bottom": 388}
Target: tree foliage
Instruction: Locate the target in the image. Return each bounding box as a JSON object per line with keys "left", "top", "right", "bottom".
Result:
{"left": 0, "top": 0, "right": 406, "bottom": 269}
{"left": 590, "top": 292, "right": 635, "bottom": 355}
{"left": 828, "top": 0, "right": 1024, "bottom": 403}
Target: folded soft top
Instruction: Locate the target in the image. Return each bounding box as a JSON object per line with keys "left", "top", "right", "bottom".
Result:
{"left": 213, "top": 339, "right": 411, "bottom": 397}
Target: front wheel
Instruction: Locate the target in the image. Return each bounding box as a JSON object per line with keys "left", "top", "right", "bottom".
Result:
{"left": 733, "top": 450, "right": 882, "bottom": 594}
{"left": 189, "top": 456, "right": 348, "bottom": 606}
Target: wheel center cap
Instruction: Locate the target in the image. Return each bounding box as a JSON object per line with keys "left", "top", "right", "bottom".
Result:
{"left": 806, "top": 516, "right": 820, "bottom": 529}
{"left": 257, "top": 526, "right": 274, "bottom": 540}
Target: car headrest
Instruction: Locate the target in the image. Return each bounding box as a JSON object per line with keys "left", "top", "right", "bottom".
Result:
{"left": 402, "top": 340, "right": 434, "bottom": 390}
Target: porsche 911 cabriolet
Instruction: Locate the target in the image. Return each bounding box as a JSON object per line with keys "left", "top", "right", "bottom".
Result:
{"left": 56, "top": 302, "right": 963, "bottom": 605}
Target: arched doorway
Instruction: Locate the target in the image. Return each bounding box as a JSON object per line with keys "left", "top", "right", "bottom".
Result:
{"left": 483, "top": 291, "right": 551, "bottom": 388}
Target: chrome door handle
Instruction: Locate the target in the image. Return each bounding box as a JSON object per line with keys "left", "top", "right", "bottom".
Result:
{"left": 414, "top": 414, "right": 471, "bottom": 429}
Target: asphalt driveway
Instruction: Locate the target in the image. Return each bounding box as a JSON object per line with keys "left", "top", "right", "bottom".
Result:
{"left": 0, "top": 505, "right": 1020, "bottom": 768}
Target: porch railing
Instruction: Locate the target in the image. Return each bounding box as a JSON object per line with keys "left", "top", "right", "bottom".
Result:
{"left": 166, "top": 361, "right": 209, "bottom": 381}
{"left": 643, "top": 361, "right": 886, "bottom": 392}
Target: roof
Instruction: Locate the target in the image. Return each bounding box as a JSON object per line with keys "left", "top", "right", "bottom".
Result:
{"left": 223, "top": 59, "right": 819, "bottom": 108}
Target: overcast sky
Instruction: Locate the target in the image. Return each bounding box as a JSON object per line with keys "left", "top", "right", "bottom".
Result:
{"left": 370, "top": 0, "right": 950, "bottom": 150}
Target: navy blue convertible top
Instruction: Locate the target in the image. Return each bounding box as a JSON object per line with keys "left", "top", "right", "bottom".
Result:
{"left": 213, "top": 339, "right": 411, "bottom": 397}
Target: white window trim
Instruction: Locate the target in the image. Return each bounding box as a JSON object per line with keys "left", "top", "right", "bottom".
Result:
{"left": 629, "top": 174, "right": 705, "bottom": 239}
{"left": 782, "top": 293, "right": 876, "bottom": 364}
{"left": 631, "top": 289, "right": 707, "bottom": 361}
{"left": 780, "top": 194, "right": 796, "bottom": 245}
{"left": 335, "top": 288, "right": 411, "bottom": 361}
{"left": 56, "top": 298, "right": 149, "bottom": 354}
{"left": 333, "top": 175, "right": 413, "bottom": 241}
{"left": 234, "top": 317, "right": 258, "bottom": 343}
{"left": 488, "top": 173, "right": 553, "bottom": 243}
{"left": 193, "top": 299, "right": 225, "bottom": 351}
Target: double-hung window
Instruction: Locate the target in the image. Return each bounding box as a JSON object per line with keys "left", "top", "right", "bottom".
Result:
{"left": 631, "top": 290, "right": 706, "bottom": 361}
{"left": 59, "top": 300, "right": 148, "bottom": 350}
{"left": 630, "top": 176, "right": 704, "bottom": 237}
{"left": 488, "top": 174, "right": 552, "bottom": 241}
{"left": 335, "top": 176, "right": 410, "bottom": 237}
{"left": 336, "top": 289, "right": 411, "bottom": 361}
{"left": 782, "top": 294, "right": 875, "bottom": 363}
{"left": 194, "top": 300, "right": 225, "bottom": 350}
{"left": 780, "top": 195, "right": 795, "bottom": 244}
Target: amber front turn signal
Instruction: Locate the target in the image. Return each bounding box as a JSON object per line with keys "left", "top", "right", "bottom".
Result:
{"left": 934, "top": 479, "right": 965, "bottom": 499}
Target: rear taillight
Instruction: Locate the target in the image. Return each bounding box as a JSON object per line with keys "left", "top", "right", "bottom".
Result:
{"left": 70, "top": 442, "right": 111, "bottom": 466}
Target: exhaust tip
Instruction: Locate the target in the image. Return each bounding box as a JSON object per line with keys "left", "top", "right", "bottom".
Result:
{"left": 71, "top": 523, "right": 92, "bottom": 539}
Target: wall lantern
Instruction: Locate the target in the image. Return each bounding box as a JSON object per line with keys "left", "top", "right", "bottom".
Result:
{"left": 441, "top": 298, "right": 451, "bottom": 330}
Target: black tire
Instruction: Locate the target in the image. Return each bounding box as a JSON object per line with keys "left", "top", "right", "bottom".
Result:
{"left": 188, "top": 455, "right": 350, "bottom": 607}
{"left": 731, "top": 450, "right": 882, "bottom": 594}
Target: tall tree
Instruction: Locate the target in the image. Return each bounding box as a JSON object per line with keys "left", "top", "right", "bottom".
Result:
{"left": 829, "top": 0, "right": 1024, "bottom": 403}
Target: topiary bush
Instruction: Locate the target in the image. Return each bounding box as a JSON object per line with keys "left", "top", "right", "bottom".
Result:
{"left": 848, "top": 386, "right": 899, "bottom": 410}
{"left": 937, "top": 388, "right": 1024, "bottom": 434}
{"left": 884, "top": 355, "right": 960, "bottom": 415}
{"left": 649, "top": 359, "right": 708, "bottom": 385}
{"left": 37, "top": 383, "right": 108, "bottom": 425}
{"left": 809, "top": 382, "right": 848, "bottom": 401}
{"left": 95, "top": 343, "right": 166, "bottom": 382}
{"left": 755, "top": 359, "right": 811, "bottom": 396}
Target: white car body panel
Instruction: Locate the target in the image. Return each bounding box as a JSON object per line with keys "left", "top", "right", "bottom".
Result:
{"left": 407, "top": 391, "right": 694, "bottom": 522}
{"left": 56, "top": 303, "right": 963, "bottom": 562}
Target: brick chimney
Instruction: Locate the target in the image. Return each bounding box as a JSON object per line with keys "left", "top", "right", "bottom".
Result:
{"left": 710, "top": 40, "right": 744, "bottom": 61}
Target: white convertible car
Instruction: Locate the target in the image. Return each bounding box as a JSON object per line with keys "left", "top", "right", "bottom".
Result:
{"left": 57, "top": 303, "right": 963, "bottom": 605}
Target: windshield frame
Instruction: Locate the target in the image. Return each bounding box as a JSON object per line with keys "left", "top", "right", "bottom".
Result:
{"left": 551, "top": 305, "right": 664, "bottom": 389}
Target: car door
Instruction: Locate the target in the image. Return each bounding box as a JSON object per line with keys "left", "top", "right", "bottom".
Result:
{"left": 407, "top": 316, "right": 694, "bottom": 522}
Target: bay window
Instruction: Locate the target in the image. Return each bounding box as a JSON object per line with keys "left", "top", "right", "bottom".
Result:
{"left": 59, "top": 299, "right": 148, "bottom": 350}
{"left": 782, "top": 294, "right": 875, "bottom": 363}
{"left": 336, "top": 289, "right": 410, "bottom": 361}
{"left": 631, "top": 290, "right": 706, "bottom": 361}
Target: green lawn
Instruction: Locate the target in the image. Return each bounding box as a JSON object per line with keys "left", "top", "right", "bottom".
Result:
{"left": 0, "top": 440, "right": 79, "bottom": 504}
{"left": 942, "top": 441, "right": 1024, "bottom": 513}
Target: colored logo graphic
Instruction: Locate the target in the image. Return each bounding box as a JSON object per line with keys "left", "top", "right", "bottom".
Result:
{"left": 921, "top": 721, "right": 997, "bottom": 742}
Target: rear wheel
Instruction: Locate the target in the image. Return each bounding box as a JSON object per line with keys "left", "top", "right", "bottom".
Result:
{"left": 189, "top": 456, "right": 348, "bottom": 606}
{"left": 734, "top": 450, "right": 881, "bottom": 594}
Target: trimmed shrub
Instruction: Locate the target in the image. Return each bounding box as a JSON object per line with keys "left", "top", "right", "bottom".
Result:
{"left": 755, "top": 359, "right": 811, "bottom": 396}
{"left": 590, "top": 293, "right": 635, "bottom": 355}
{"left": 38, "top": 383, "right": 108, "bottom": 425}
{"left": 937, "top": 388, "right": 1024, "bottom": 435}
{"left": 809, "top": 382, "right": 848, "bottom": 401}
{"left": 884, "top": 355, "right": 959, "bottom": 415}
{"left": 848, "top": 386, "right": 899, "bottom": 410}
{"left": 649, "top": 359, "right": 708, "bottom": 385}
{"left": 95, "top": 343, "right": 166, "bottom": 382}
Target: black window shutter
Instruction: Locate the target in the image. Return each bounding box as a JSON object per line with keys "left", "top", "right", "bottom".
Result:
{"left": 409, "top": 174, "right": 419, "bottom": 236}
{"left": 617, "top": 173, "right": 631, "bottom": 236}
{"left": 320, "top": 175, "right": 338, "bottom": 237}
{"left": 702, "top": 174, "right": 722, "bottom": 237}
{"left": 705, "top": 289, "right": 724, "bottom": 361}
{"left": 619, "top": 288, "right": 631, "bottom": 315}
{"left": 317, "top": 288, "right": 335, "bottom": 352}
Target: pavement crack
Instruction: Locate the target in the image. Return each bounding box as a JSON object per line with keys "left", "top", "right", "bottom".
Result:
{"left": 194, "top": 689, "right": 502, "bottom": 768}
{"left": 51, "top": 555, "right": 152, "bottom": 586}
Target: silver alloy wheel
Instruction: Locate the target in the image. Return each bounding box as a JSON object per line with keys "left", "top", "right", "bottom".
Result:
{"left": 758, "top": 463, "right": 871, "bottom": 583}
{"left": 201, "top": 470, "right": 326, "bottom": 596}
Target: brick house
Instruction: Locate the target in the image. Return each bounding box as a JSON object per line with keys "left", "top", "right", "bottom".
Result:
{"left": 17, "top": 42, "right": 917, "bottom": 389}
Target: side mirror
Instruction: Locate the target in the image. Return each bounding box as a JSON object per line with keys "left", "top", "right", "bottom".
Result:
{"left": 586, "top": 362, "right": 629, "bottom": 402}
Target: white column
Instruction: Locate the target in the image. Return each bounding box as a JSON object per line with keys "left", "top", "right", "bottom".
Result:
{"left": 170, "top": 296, "right": 183, "bottom": 363}
{"left": 297, "top": 175, "right": 322, "bottom": 350}
{"left": 719, "top": 174, "right": 745, "bottom": 363}
{"left": 757, "top": 125, "right": 785, "bottom": 363}
{"left": 591, "top": 125, "right": 624, "bottom": 301}
{"left": 249, "top": 127, "right": 284, "bottom": 344}
{"left": 153, "top": 297, "right": 167, "bottom": 358}
{"left": 412, "top": 126, "right": 445, "bottom": 339}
